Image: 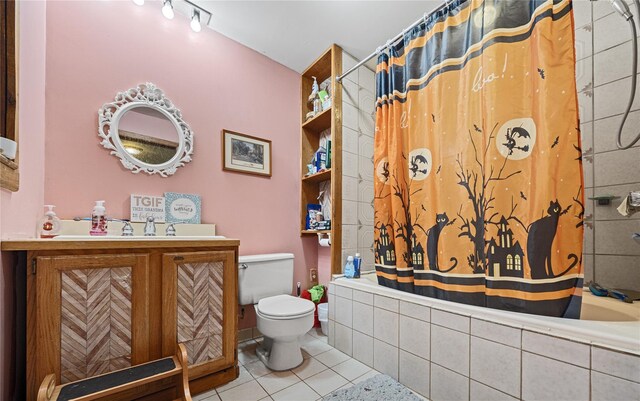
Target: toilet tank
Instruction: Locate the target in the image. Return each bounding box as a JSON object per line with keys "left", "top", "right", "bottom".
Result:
{"left": 238, "top": 253, "right": 294, "bottom": 305}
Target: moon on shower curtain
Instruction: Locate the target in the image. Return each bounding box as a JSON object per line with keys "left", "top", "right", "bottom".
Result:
{"left": 408, "top": 148, "right": 432, "bottom": 181}
{"left": 376, "top": 157, "right": 391, "bottom": 185}
{"left": 496, "top": 117, "right": 537, "bottom": 160}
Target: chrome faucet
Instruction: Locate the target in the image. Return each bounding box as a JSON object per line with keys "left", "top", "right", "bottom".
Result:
{"left": 165, "top": 221, "right": 186, "bottom": 236}
{"left": 144, "top": 216, "right": 156, "bottom": 236}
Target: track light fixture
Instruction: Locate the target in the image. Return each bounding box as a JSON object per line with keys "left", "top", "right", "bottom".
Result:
{"left": 162, "top": 0, "right": 174, "bottom": 20}
{"left": 190, "top": 9, "right": 201, "bottom": 32}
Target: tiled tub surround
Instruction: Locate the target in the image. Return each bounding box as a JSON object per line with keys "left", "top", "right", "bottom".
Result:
{"left": 574, "top": 0, "right": 640, "bottom": 291}
{"left": 328, "top": 275, "right": 640, "bottom": 401}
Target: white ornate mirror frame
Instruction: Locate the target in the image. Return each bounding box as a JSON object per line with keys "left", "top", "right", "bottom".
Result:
{"left": 98, "top": 83, "right": 194, "bottom": 177}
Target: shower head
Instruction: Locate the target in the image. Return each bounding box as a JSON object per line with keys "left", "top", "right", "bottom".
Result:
{"left": 609, "top": 0, "right": 634, "bottom": 20}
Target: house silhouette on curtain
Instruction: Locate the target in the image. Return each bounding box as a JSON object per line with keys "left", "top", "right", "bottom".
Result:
{"left": 487, "top": 217, "right": 524, "bottom": 278}
{"left": 376, "top": 224, "right": 396, "bottom": 266}
{"left": 411, "top": 232, "right": 425, "bottom": 270}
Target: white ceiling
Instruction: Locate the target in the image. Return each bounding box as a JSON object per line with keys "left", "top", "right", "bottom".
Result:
{"left": 191, "top": 1, "right": 441, "bottom": 73}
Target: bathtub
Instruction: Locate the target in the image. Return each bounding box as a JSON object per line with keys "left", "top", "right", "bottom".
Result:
{"left": 335, "top": 271, "right": 640, "bottom": 352}
{"left": 328, "top": 271, "right": 640, "bottom": 400}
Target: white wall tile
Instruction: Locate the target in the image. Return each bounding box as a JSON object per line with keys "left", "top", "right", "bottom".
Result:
{"left": 352, "top": 301, "right": 373, "bottom": 336}
{"left": 335, "top": 296, "right": 353, "bottom": 328}
{"left": 342, "top": 151, "right": 359, "bottom": 178}
{"left": 573, "top": 0, "right": 592, "bottom": 29}
{"left": 327, "top": 319, "right": 335, "bottom": 347}
{"left": 358, "top": 155, "right": 374, "bottom": 182}
{"left": 358, "top": 203, "right": 374, "bottom": 226}
{"left": 470, "top": 380, "right": 518, "bottom": 401}
{"left": 399, "top": 315, "right": 430, "bottom": 360}
{"left": 578, "top": 88, "right": 594, "bottom": 123}
{"left": 594, "top": 255, "right": 640, "bottom": 291}
{"left": 353, "top": 332, "right": 374, "bottom": 367}
{"left": 358, "top": 109, "right": 375, "bottom": 137}
{"left": 343, "top": 102, "right": 358, "bottom": 131}
{"left": 358, "top": 66, "right": 376, "bottom": 95}
{"left": 432, "top": 309, "right": 470, "bottom": 333}
{"left": 470, "top": 318, "right": 521, "bottom": 349}
{"left": 342, "top": 126, "right": 359, "bottom": 154}
{"left": 358, "top": 87, "right": 375, "bottom": 115}
{"left": 576, "top": 56, "right": 593, "bottom": 95}
{"left": 522, "top": 331, "right": 590, "bottom": 368}
{"left": 431, "top": 325, "right": 469, "bottom": 376}
{"left": 374, "top": 307, "right": 399, "bottom": 346}
{"left": 374, "top": 295, "right": 399, "bottom": 312}
{"left": 341, "top": 224, "right": 357, "bottom": 250}
{"left": 431, "top": 363, "right": 469, "bottom": 401}
{"left": 342, "top": 78, "right": 358, "bottom": 108}
{"left": 591, "top": 370, "right": 640, "bottom": 401}
{"left": 522, "top": 352, "right": 589, "bottom": 401}
{"left": 399, "top": 350, "right": 430, "bottom": 398}
{"left": 373, "top": 339, "right": 399, "bottom": 380}
{"left": 334, "top": 322, "right": 353, "bottom": 356}
{"left": 594, "top": 146, "right": 640, "bottom": 186}
{"left": 595, "top": 219, "right": 640, "bottom": 255}
{"left": 342, "top": 175, "right": 358, "bottom": 202}
{"left": 594, "top": 74, "right": 640, "bottom": 120}
{"left": 399, "top": 301, "right": 431, "bottom": 322}
{"left": 342, "top": 51, "right": 358, "bottom": 77}
{"left": 594, "top": 12, "right": 640, "bottom": 54}
{"left": 575, "top": 24, "right": 593, "bottom": 62}
{"left": 594, "top": 110, "right": 640, "bottom": 153}
{"left": 470, "top": 337, "right": 521, "bottom": 397}
{"left": 353, "top": 289, "right": 373, "bottom": 305}
{"left": 342, "top": 200, "right": 358, "bottom": 225}
{"left": 594, "top": 41, "right": 640, "bottom": 87}
{"left": 592, "top": 346, "right": 640, "bottom": 383}
{"left": 334, "top": 285, "right": 352, "bottom": 299}
{"left": 357, "top": 179, "right": 374, "bottom": 204}
{"left": 357, "top": 224, "right": 374, "bottom": 251}
{"left": 328, "top": 294, "right": 335, "bottom": 321}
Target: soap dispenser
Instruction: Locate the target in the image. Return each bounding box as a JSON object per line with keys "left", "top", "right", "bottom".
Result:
{"left": 40, "top": 205, "right": 61, "bottom": 238}
{"left": 90, "top": 200, "right": 108, "bottom": 236}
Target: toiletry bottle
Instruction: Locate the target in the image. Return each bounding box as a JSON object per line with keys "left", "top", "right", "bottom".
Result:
{"left": 344, "top": 256, "right": 355, "bottom": 278}
{"left": 40, "top": 205, "right": 61, "bottom": 238}
{"left": 353, "top": 253, "right": 362, "bottom": 278}
{"left": 90, "top": 200, "right": 108, "bottom": 236}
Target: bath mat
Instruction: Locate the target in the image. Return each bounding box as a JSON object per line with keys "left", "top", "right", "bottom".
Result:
{"left": 322, "top": 374, "right": 422, "bottom": 401}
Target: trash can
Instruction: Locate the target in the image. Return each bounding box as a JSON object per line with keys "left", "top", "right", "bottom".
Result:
{"left": 317, "top": 303, "right": 328, "bottom": 335}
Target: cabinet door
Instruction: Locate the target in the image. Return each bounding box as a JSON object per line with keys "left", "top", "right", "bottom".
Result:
{"left": 35, "top": 254, "right": 149, "bottom": 386}
{"left": 162, "top": 250, "right": 237, "bottom": 379}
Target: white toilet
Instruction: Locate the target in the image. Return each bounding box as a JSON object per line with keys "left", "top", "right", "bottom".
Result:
{"left": 238, "top": 253, "right": 315, "bottom": 371}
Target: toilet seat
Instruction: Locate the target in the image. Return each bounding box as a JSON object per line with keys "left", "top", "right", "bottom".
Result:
{"left": 257, "top": 294, "right": 315, "bottom": 320}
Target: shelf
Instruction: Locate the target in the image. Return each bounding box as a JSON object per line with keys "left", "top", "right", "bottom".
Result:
{"left": 301, "top": 229, "right": 331, "bottom": 236}
{"left": 302, "top": 169, "right": 331, "bottom": 184}
{"left": 302, "top": 107, "right": 332, "bottom": 132}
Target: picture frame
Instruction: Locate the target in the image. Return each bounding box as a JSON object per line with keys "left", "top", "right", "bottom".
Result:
{"left": 222, "top": 129, "right": 272, "bottom": 177}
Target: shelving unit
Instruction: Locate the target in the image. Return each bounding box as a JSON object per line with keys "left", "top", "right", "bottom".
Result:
{"left": 300, "top": 44, "right": 343, "bottom": 275}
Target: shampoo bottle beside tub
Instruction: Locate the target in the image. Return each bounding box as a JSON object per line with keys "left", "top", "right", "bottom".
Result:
{"left": 39, "top": 205, "right": 61, "bottom": 238}
{"left": 90, "top": 200, "right": 108, "bottom": 236}
{"left": 353, "top": 253, "right": 362, "bottom": 278}
{"left": 344, "top": 256, "right": 355, "bottom": 279}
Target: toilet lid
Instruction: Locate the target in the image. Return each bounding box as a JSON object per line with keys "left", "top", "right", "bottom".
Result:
{"left": 257, "top": 295, "right": 315, "bottom": 319}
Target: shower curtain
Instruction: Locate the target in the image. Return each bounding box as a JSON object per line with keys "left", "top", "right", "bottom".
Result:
{"left": 373, "top": 0, "right": 584, "bottom": 318}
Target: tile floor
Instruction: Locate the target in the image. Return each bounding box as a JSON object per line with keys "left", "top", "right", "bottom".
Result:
{"left": 193, "top": 328, "right": 427, "bottom": 401}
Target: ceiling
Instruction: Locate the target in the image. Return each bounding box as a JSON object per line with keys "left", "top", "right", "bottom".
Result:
{"left": 191, "top": 1, "right": 440, "bottom": 73}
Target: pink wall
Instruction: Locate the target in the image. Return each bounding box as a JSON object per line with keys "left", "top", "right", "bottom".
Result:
{"left": 0, "top": 1, "right": 48, "bottom": 399}
{"left": 42, "top": 1, "right": 316, "bottom": 326}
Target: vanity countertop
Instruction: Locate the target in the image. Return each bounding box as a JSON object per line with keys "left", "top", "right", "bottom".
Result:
{"left": 0, "top": 237, "right": 240, "bottom": 251}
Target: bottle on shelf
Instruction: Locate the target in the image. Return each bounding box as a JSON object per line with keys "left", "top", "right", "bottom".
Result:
{"left": 344, "top": 256, "right": 355, "bottom": 278}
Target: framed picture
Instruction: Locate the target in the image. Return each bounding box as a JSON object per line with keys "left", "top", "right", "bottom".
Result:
{"left": 164, "top": 192, "right": 202, "bottom": 224}
{"left": 222, "top": 129, "right": 272, "bottom": 177}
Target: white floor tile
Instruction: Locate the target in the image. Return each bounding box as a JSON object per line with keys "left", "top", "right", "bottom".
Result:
{"left": 350, "top": 369, "right": 380, "bottom": 384}
{"left": 271, "top": 381, "right": 320, "bottom": 401}
{"left": 193, "top": 389, "right": 220, "bottom": 401}
{"left": 292, "top": 357, "right": 328, "bottom": 380}
{"left": 305, "top": 369, "right": 350, "bottom": 396}
{"left": 332, "top": 358, "right": 371, "bottom": 381}
{"left": 244, "top": 360, "right": 274, "bottom": 378}
{"left": 301, "top": 339, "right": 333, "bottom": 356}
{"left": 315, "top": 349, "right": 351, "bottom": 367}
{"left": 218, "top": 380, "right": 268, "bottom": 401}
{"left": 256, "top": 371, "right": 300, "bottom": 394}
{"left": 215, "top": 366, "right": 253, "bottom": 393}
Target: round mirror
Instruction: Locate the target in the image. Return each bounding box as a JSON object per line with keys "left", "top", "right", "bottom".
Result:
{"left": 98, "top": 83, "right": 194, "bottom": 177}
{"left": 117, "top": 106, "right": 180, "bottom": 165}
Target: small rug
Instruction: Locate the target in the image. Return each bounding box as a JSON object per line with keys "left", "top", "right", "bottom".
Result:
{"left": 322, "top": 374, "right": 422, "bottom": 401}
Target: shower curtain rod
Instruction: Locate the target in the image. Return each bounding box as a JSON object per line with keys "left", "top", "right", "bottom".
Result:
{"left": 336, "top": 0, "right": 454, "bottom": 83}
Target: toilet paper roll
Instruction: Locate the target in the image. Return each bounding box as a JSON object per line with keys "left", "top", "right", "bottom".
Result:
{"left": 319, "top": 238, "right": 331, "bottom": 247}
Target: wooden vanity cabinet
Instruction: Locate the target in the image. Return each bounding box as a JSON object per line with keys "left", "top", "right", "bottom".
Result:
{"left": 1, "top": 239, "right": 240, "bottom": 401}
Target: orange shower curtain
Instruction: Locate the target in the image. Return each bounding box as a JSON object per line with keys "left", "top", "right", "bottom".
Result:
{"left": 374, "top": 0, "right": 584, "bottom": 318}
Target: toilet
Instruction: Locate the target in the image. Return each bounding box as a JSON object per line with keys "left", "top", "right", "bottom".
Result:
{"left": 238, "top": 253, "right": 315, "bottom": 371}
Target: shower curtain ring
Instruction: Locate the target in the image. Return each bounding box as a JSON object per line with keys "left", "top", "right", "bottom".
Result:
{"left": 423, "top": 12, "right": 428, "bottom": 25}
{"left": 386, "top": 39, "right": 392, "bottom": 50}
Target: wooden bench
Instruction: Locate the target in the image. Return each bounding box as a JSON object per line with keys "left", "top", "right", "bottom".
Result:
{"left": 36, "top": 344, "right": 192, "bottom": 401}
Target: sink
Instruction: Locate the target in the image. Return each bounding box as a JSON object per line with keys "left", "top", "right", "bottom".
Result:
{"left": 53, "top": 235, "right": 226, "bottom": 240}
